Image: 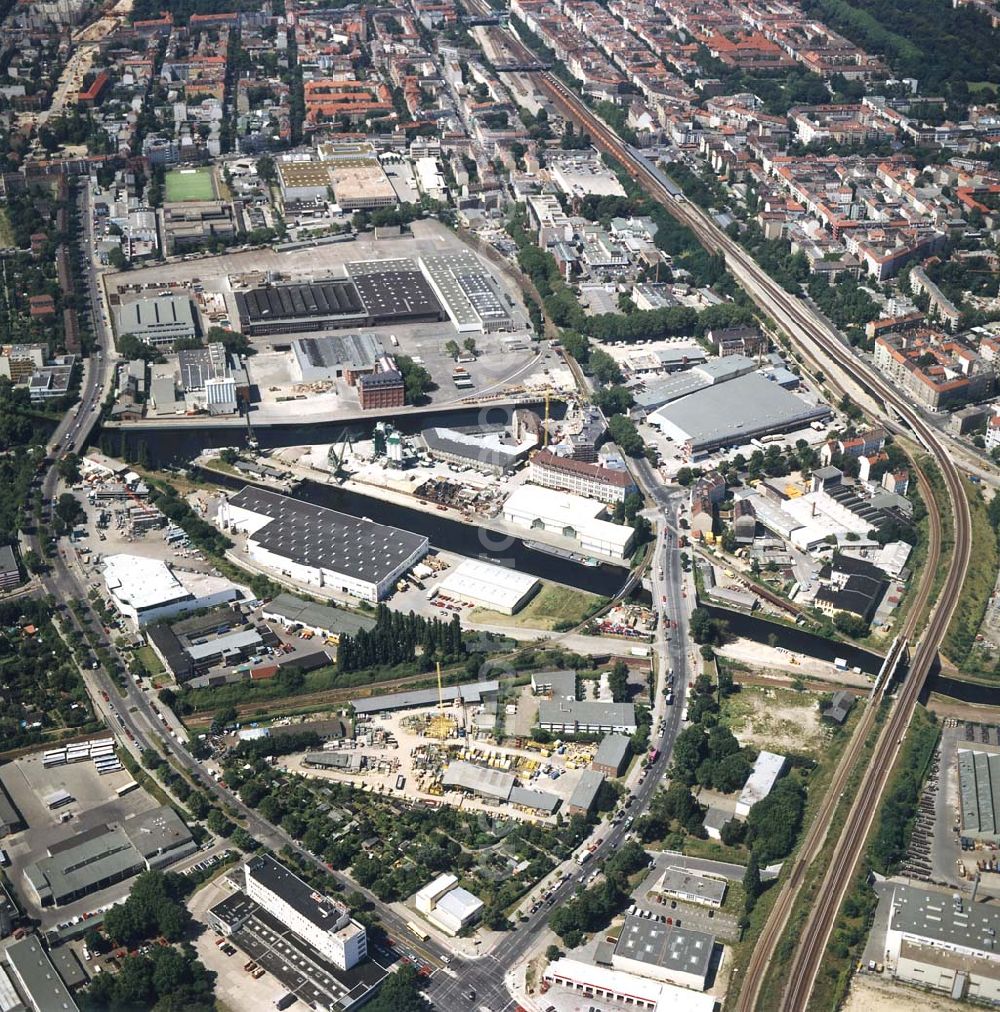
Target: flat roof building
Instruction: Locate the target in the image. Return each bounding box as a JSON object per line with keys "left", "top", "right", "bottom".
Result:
{"left": 538, "top": 699, "right": 637, "bottom": 735}
{"left": 735, "top": 750, "right": 786, "bottom": 818}
{"left": 219, "top": 486, "right": 428, "bottom": 603}
{"left": 592, "top": 734, "right": 631, "bottom": 777}
{"left": 5, "top": 934, "right": 79, "bottom": 1012}
{"left": 650, "top": 372, "right": 831, "bottom": 457}
{"left": 531, "top": 670, "right": 577, "bottom": 699}
{"left": 114, "top": 295, "right": 196, "bottom": 349}
{"left": 414, "top": 874, "right": 484, "bottom": 936}
{"left": 885, "top": 882, "right": 1000, "bottom": 1003}
{"left": 437, "top": 559, "right": 539, "bottom": 615}
{"left": 612, "top": 913, "right": 715, "bottom": 990}
{"left": 544, "top": 957, "right": 716, "bottom": 1012}
{"left": 103, "top": 554, "right": 242, "bottom": 628}
{"left": 329, "top": 161, "right": 396, "bottom": 210}
{"left": 567, "top": 770, "right": 605, "bottom": 816}
{"left": 245, "top": 855, "right": 367, "bottom": 971}
{"left": 503, "top": 485, "right": 635, "bottom": 561}
{"left": 957, "top": 745, "right": 1000, "bottom": 839}
{"left": 419, "top": 251, "right": 515, "bottom": 333}
{"left": 654, "top": 867, "right": 727, "bottom": 909}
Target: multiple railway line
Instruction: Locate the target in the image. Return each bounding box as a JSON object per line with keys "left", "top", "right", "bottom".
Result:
{"left": 473, "top": 18, "right": 973, "bottom": 1008}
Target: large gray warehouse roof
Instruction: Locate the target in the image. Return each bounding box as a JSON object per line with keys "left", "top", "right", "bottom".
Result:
{"left": 263, "top": 592, "right": 376, "bottom": 637}
{"left": 651, "top": 372, "right": 831, "bottom": 452}
{"left": 228, "top": 486, "right": 427, "bottom": 587}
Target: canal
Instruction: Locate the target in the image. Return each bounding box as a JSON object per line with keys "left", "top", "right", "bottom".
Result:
{"left": 702, "top": 603, "right": 883, "bottom": 676}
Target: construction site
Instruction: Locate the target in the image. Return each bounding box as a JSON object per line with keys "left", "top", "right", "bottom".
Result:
{"left": 279, "top": 668, "right": 606, "bottom": 822}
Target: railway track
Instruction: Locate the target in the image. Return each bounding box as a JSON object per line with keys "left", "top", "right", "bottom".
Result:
{"left": 472, "top": 26, "right": 973, "bottom": 1008}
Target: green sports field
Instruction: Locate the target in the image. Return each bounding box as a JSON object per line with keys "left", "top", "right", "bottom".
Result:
{"left": 164, "top": 167, "right": 217, "bottom": 202}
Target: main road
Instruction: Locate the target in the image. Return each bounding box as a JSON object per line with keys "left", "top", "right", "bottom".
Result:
{"left": 474, "top": 22, "right": 972, "bottom": 1009}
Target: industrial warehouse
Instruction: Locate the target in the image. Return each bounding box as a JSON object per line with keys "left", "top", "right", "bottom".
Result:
{"left": 650, "top": 372, "right": 832, "bottom": 457}
{"left": 234, "top": 262, "right": 446, "bottom": 336}
{"left": 436, "top": 558, "right": 540, "bottom": 615}
{"left": 218, "top": 486, "right": 429, "bottom": 602}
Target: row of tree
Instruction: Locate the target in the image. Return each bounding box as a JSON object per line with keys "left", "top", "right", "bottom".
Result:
{"left": 336, "top": 606, "right": 464, "bottom": 674}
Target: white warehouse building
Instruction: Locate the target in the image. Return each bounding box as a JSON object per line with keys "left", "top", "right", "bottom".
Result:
{"left": 735, "top": 750, "right": 786, "bottom": 818}
{"left": 245, "top": 856, "right": 367, "bottom": 971}
{"left": 218, "top": 486, "right": 428, "bottom": 603}
{"left": 414, "top": 873, "right": 484, "bottom": 936}
{"left": 502, "top": 485, "right": 635, "bottom": 561}
{"left": 437, "top": 558, "right": 539, "bottom": 615}
{"left": 103, "top": 554, "right": 242, "bottom": 628}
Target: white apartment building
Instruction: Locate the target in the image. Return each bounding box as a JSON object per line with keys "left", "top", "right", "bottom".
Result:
{"left": 245, "top": 856, "right": 367, "bottom": 970}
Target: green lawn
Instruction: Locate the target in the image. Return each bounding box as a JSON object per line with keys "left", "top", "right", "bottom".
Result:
{"left": 135, "top": 645, "right": 165, "bottom": 676}
{"left": 164, "top": 168, "right": 217, "bottom": 203}
{"left": 469, "top": 584, "right": 605, "bottom": 630}
{"left": 0, "top": 209, "right": 14, "bottom": 248}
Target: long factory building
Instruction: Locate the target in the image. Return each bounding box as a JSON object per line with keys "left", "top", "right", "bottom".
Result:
{"left": 218, "top": 486, "right": 428, "bottom": 603}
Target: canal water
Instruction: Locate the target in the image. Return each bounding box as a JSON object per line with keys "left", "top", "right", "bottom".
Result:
{"left": 702, "top": 603, "right": 883, "bottom": 676}
{"left": 924, "top": 673, "right": 1000, "bottom": 706}
{"left": 100, "top": 401, "right": 565, "bottom": 467}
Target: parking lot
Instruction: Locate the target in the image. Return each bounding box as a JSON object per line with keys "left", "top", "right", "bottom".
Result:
{"left": 630, "top": 851, "right": 742, "bottom": 943}
{"left": 192, "top": 880, "right": 391, "bottom": 1012}
{"left": 1, "top": 752, "right": 155, "bottom": 926}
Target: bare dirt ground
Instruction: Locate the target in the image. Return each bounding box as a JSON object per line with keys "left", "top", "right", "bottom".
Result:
{"left": 843, "top": 973, "right": 965, "bottom": 1012}
{"left": 722, "top": 685, "right": 830, "bottom": 756}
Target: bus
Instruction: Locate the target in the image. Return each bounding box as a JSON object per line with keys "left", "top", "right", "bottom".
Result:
{"left": 406, "top": 921, "right": 429, "bottom": 942}
{"left": 116, "top": 781, "right": 139, "bottom": 797}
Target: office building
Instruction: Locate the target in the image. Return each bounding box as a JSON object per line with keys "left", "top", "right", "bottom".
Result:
{"left": 654, "top": 867, "right": 727, "bottom": 909}
{"left": 218, "top": 486, "right": 428, "bottom": 602}
{"left": 537, "top": 699, "right": 637, "bottom": 735}
{"left": 358, "top": 363, "right": 405, "bottom": 410}
{"left": 531, "top": 670, "right": 578, "bottom": 699}
{"left": 0, "top": 545, "right": 21, "bottom": 592}
{"left": 245, "top": 855, "right": 367, "bottom": 970}
{"left": 529, "top": 450, "right": 638, "bottom": 504}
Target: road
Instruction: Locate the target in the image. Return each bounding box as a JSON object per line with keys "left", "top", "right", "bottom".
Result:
{"left": 460, "top": 20, "right": 972, "bottom": 1009}
{"left": 425, "top": 489, "right": 695, "bottom": 1010}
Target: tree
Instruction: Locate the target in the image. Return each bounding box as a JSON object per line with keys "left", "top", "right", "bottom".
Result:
{"left": 364, "top": 964, "right": 428, "bottom": 1012}
{"left": 609, "top": 659, "right": 630, "bottom": 702}
{"left": 607, "top": 414, "right": 644, "bottom": 456}
{"left": 743, "top": 851, "right": 762, "bottom": 913}
{"left": 396, "top": 355, "right": 433, "bottom": 404}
